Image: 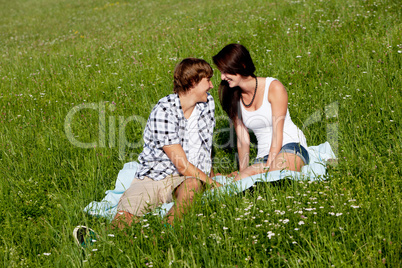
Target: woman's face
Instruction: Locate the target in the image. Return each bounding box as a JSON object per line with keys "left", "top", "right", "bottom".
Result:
{"left": 220, "top": 71, "right": 242, "bottom": 88}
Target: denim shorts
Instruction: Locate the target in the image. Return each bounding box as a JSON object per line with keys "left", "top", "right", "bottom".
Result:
{"left": 254, "top": 142, "right": 310, "bottom": 165}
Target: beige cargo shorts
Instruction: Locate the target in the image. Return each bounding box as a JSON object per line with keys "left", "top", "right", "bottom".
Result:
{"left": 116, "top": 175, "right": 188, "bottom": 216}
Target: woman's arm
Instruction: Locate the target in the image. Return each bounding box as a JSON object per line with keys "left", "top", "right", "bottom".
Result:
{"left": 163, "top": 144, "right": 221, "bottom": 187}
{"left": 266, "top": 80, "right": 288, "bottom": 168}
{"left": 234, "top": 118, "right": 250, "bottom": 172}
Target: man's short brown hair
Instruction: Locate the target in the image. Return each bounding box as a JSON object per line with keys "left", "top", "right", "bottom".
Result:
{"left": 173, "top": 58, "right": 213, "bottom": 94}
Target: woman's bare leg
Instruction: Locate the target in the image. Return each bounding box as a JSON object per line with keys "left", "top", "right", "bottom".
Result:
{"left": 233, "top": 152, "right": 305, "bottom": 181}
{"left": 269, "top": 152, "right": 305, "bottom": 172}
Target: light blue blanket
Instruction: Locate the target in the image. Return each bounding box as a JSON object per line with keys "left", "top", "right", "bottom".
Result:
{"left": 84, "top": 142, "right": 336, "bottom": 220}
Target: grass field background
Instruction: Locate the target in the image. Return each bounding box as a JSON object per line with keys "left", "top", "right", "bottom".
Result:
{"left": 0, "top": 0, "right": 401, "bottom": 266}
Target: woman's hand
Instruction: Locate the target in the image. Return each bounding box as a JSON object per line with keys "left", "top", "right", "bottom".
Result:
{"left": 214, "top": 171, "right": 239, "bottom": 178}
{"left": 233, "top": 163, "right": 267, "bottom": 181}
{"left": 227, "top": 171, "right": 239, "bottom": 177}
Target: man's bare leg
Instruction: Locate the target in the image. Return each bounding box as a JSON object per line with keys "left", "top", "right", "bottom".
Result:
{"left": 166, "top": 178, "right": 203, "bottom": 226}
{"left": 111, "top": 178, "right": 204, "bottom": 229}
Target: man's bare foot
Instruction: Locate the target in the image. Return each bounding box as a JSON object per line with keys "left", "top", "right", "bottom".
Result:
{"left": 111, "top": 211, "right": 137, "bottom": 230}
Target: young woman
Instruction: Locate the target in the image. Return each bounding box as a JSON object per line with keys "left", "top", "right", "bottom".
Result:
{"left": 212, "top": 44, "right": 309, "bottom": 181}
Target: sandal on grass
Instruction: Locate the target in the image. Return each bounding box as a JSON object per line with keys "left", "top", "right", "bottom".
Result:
{"left": 73, "top": 225, "right": 98, "bottom": 248}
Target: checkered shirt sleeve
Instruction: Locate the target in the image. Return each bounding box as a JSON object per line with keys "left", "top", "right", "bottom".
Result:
{"left": 137, "top": 93, "right": 215, "bottom": 181}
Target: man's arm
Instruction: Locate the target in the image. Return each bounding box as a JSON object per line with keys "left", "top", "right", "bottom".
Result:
{"left": 163, "top": 144, "right": 221, "bottom": 187}
{"left": 210, "top": 167, "right": 215, "bottom": 178}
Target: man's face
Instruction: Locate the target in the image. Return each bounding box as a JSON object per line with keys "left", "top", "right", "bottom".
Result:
{"left": 189, "top": 77, "right": 213, "bottom": 103}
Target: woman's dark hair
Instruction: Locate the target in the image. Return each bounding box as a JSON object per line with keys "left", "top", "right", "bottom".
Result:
{"left": 212, "top": 44, "right": 256, "bottom": 122}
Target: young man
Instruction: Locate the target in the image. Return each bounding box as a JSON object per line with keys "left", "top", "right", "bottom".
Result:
{"left": 112, "top": 58, "right": 219, "bottom": 229}
{"left": 74, "top": 58, "right": 219, "bottom": 246}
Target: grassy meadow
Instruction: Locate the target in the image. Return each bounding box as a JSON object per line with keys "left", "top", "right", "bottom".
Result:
{"left": 0, "top": 0, "right": 401, "bottom": 266}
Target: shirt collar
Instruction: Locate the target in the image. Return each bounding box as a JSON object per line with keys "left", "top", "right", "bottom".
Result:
{"left": 174, "top": 93, "right": 209, "bottom": 120}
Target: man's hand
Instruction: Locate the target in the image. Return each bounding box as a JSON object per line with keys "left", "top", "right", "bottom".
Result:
{"left": 211, "top": 181, "right": 222, "bottom": 188}
{"left": 163, "top": 144, "right": 216, "bottom": 185}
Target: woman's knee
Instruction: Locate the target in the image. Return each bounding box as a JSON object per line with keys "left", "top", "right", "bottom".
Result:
{"left": 270, "top": 153, "right": 304, "bottom": 172}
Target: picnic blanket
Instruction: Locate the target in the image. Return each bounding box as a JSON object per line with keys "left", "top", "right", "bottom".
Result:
{"left": 84, "top": 142, "right": 336, "bottom": 221}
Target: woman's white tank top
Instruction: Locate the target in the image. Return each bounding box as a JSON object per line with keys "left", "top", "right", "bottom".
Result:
{"left": 240, "top": 77, "right": 307, "bottom": 158}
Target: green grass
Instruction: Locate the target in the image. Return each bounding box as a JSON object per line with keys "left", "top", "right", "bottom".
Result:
{"left": 0, "top": 0, "right": 401, "bottom": 266}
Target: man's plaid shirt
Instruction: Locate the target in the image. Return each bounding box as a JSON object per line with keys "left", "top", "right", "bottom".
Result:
{"left": 137, "top": 93, "right": 215, "bottom": 181}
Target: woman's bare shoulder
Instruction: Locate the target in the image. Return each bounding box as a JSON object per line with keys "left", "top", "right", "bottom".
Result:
{"left": 268, "top": 79, "right": 287, "bottom": 102}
